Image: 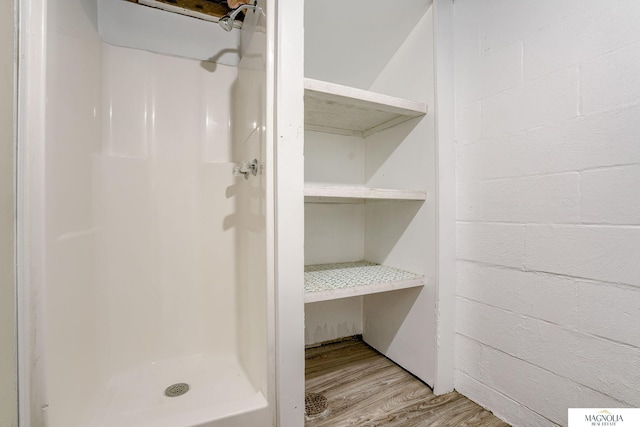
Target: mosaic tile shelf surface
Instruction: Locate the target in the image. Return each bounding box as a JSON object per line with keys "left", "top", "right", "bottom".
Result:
{"left": 304, "top": 261, "right": 422, "bottom": 294}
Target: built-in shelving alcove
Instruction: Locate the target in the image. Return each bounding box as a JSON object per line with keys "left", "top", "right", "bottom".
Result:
{"left": 303, "top": 0, "right": 440, "bottom": 387}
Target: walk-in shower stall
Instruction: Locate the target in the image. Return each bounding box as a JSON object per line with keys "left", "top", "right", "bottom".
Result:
{"left": 17, "top": 1, "right": 276, "bottom": 426}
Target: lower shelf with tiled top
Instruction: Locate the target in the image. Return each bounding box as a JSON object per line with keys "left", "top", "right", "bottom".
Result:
{"left": 304, "top": 260, "right": 425, "bottom": 303}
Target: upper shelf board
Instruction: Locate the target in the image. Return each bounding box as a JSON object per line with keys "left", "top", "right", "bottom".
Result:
{"left": 304, "top": 78, "right": 428, "bottom": 138}
{"left": 304, "top": 185, "right": 426, "bottom": 203}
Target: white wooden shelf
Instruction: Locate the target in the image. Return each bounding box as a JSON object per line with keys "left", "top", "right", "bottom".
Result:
{"left": 304, "top": 261, "right": 424, "bottom": 303}
{"left": 304, "top": 185, "right": 426, "bottom": 203}
{"left": 304, "top": 78, "right": 428, "bottom": 138}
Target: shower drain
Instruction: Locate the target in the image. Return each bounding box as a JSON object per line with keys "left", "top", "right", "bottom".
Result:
{"left": 305, "top": 392, "right": 328, "bottom": 416}
{"left": 165, "top": 383, "right": 190, "bottom": 397}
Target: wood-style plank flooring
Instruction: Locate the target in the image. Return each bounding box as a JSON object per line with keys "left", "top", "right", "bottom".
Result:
{"left": 305, "top": 338, "right": 510, "bottom": 427}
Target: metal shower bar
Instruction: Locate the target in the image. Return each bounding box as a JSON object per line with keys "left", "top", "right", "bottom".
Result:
{"left": 218, "top": 1, "right": 263, "bottom": 31}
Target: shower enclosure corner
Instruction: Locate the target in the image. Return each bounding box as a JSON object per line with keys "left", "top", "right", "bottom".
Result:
{"left": 16, "top": 0, "right": 277, "bottom": 426}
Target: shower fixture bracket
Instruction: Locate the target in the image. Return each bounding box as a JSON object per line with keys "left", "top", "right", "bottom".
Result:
{"left": 233, "top": 159, "right": 259, "bottom": 179}
{"left": 218, "top": 2, "right": 264, "bottom": 32}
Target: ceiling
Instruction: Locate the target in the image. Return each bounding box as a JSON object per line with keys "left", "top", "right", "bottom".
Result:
{"left": 126, "top": 0, "right": 242, "bottom": 22}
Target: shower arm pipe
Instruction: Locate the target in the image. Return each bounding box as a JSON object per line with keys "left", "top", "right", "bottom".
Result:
{"left": 218, "top": 2, "right": 263, "bottom": 31}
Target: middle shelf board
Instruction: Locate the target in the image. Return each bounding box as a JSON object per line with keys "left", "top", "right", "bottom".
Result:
{"left": 304, "top": 261, "right": 425, "bottom": 304}
{"left": 304, "top": 185, "right": 427, "bottom": 203}
{"left": 304, "top": 78, "right": 428, "bottom": 138}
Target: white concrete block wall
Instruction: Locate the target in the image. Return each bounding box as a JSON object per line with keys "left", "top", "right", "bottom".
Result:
{"left": 454, "top": 1, "right": 640, "bottom": 426}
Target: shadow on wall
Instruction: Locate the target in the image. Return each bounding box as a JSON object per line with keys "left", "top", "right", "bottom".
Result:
{"left": 364, "top": 287, "right": 422, "bottom": 353}
{"left": 364, "top": 116, "right": 425, "bottom": 183}
{"left": 201, "top": 49, "right": 241, "bottom": 73}
{"left": 80, "top": 0, "right": 99, "bottom": 32}
{"left": 365, "top": 200, "right": 424, "bottom": 263}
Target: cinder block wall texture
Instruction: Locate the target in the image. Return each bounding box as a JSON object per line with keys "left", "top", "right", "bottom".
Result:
{"left": 453, "top": 1, "right": 640, "bottom": 426}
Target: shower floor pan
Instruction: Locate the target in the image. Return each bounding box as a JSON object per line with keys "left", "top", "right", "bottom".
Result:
{"left": 92, "top": 354, "right": 268, "bottom": 427}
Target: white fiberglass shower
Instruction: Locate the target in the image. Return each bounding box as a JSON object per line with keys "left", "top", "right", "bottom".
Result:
{"left": 17, "top": 0, "right": 276, "bottom": 426}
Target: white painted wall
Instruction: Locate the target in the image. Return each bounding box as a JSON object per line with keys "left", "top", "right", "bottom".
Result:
{"left": 454, "top": 1, "right": 640, "bottom": 426}
{"left": 0, "top": 0, "right": 16, "bottom": 426}
{"left": 363, "top": 7, "right": 437, "bottom": 385}
{"left": 304, "top": 0, "right": 430, "bottom": 89}
{"left": 272, "top": 0, "right": 306, "bottom": 423}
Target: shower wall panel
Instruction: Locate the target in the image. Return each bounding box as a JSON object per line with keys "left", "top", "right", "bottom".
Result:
{"left": 97, "top": 44, "right": 239, "bottom": 376}
{"left": 233, "top": 33, "right": 270, "bottom": 396}
{"left": 36, "top": 0, "right": 266, "bottom": 423}
{"left": 41, "top": 2, "right": 105, "bottom": 425}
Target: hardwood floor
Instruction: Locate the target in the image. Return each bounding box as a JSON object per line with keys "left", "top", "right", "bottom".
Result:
{"left": 305, "top": 338, "right": 510, "bottom": 427}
